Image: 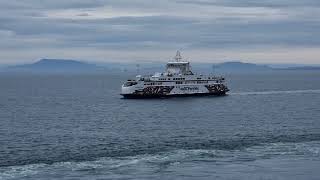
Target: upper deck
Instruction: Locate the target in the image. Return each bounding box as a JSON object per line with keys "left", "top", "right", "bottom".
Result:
{"left": 131, "top": 51, "right": 225, "bottom": 82}
{"left": 165, "top": 51, "right": 193, "bottom": 75}
{"left": 124, "top": 51, "right": 226, "bottom": 87}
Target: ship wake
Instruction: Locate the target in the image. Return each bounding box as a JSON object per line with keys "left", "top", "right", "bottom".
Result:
{"left": 231, "top": 89, "right": 320, "bottom": 96}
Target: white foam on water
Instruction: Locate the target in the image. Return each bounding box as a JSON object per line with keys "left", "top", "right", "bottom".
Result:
{"left": 0, "top": 163, "right": 47, "bottom": 180}
{"left": 0, "top": 149, "right": 220, "bottom": 179}
{"left": 108, "top": 149, "right": 219, "bottom": 168}
{"left": 109, "top": 159, "right": 141, "bottom": 168}
{"left": 244, "top": 141, "right": 320, "bottom": 159}
{"left": 231, "top": 89, "right": 320, "bottom": 96}
{"left": 53, "top": 161, "right": 104, "bottom": 171}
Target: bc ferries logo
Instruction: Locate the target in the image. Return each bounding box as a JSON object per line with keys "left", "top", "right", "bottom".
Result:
{"left": 180, "top": 87, "right": 199, "bottom": 91}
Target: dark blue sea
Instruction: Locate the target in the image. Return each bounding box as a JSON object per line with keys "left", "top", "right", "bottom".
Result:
{"left": 1, "top": 71, "right": 320, "bottom": 180}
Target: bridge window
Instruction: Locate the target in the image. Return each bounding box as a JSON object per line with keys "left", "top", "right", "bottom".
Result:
{"left": 124, "top": 82, "right": 137, "bottom": 87}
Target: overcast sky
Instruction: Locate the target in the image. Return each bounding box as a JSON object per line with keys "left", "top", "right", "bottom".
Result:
{"left": 0, "top": 0, "right": 319, "bottom": 65}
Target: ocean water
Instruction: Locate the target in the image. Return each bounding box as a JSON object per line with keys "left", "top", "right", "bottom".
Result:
{"left": 0, "top": 71, "right": 320, "bottom": 180}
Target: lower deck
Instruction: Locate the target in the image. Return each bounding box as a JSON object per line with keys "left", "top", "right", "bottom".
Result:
{"left": 121, "top": 83, "right": 229, "bottom": 99}
{"left": 121, "top": 91, "right": 228, "bottom": 99}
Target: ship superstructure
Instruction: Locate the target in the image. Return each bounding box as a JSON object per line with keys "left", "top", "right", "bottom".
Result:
{"left": 121, "top": 51, "right": 229, "bottom": 98}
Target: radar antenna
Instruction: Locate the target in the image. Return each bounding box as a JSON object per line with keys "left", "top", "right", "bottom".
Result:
{"left": 136, "top": 64, "right": 140, "bottom": 74}
{"left": 174, "top": 51, "right": 182, "bottom": 62}
{"left": 212, "top": 64, "right": 216, "bottom": 75}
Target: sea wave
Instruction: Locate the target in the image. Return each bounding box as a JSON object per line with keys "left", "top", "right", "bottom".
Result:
{"left": 2, "top": 133, "right": 320, "bottom": 168}
{"left": 1, "top": 141, "right": 320, "bottom": 180}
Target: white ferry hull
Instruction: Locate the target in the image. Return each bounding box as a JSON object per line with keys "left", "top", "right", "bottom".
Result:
{"left": 121, "top": 84, "right": 229, "bottom": 99}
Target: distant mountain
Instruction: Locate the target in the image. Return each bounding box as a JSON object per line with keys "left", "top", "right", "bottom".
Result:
{"left": 97, "top": 61, "right": 275, "bottom": 74}
{"left": 5, "top": 59, "right": 318, "bottom": 74}
{"left": 7, "top": 59, "right": 103, "bottom": 73}
{"left": 283, "top": 66, "right": 320, "bottom": 70}
{"left": 213, "top": 61, "right": 273, "bottom": 72}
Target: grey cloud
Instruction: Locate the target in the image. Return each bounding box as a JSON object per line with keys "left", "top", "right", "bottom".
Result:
{"left": 0, "top": 0, "right": 104, "bottom": 10}
{"left": 2, "top": 15, "right": 319, "bottom": 51}
{"left": 0, "top": 0, "right": 319, "bottom": 63}
{"left": 176, "top": 0, "right": 320, "bottom": 8}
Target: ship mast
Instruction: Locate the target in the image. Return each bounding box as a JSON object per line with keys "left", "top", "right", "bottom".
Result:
{"left": 174, "top": 51, "right": 182, "bottom": 62}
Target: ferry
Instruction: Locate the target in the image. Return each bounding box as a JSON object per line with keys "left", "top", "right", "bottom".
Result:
{"left": 121, "top": 51, "right": 229, "bottom": 98}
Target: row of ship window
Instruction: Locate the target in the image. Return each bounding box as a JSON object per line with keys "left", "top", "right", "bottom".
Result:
{"left": 158, "top": 77, "right": 216, "bottom": 81}
{"left": 144, "top": 81, "right": 213, "bottom": 85}
{"left": 158, "top": 78, "right": 186, "bottom": 80}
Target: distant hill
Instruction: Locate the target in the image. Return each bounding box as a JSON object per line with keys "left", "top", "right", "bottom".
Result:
{"left": 4, "top": 59, "right": 319, "bottom": 74}
{"left": 213, "top": 61, "right": 273, "bottom": 72}
{"left": 283, "top": 66, "right": 320, "bottom": 70}
{"left": 6, "top": 59, "right": 103, "bottom": 73}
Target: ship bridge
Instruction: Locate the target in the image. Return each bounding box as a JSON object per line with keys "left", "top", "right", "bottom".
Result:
{"left": 166, "top": 51, "right": 193, "bottom": 75}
